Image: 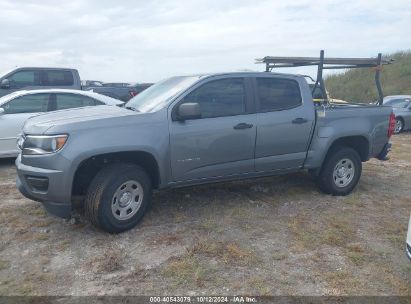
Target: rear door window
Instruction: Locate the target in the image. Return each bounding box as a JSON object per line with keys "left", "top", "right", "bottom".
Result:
{"left": 54, "top": 93, "right": 97, "bottom": 110}
{"left": 2, "top": 93, "right": 49, "bottom": 114}
{"left": 43, "top": 70, "right": 74, "bottom": 86}
{"left": 7, "top": 70, "right": 41, "bottom": 87}
{"left": 256, "top": 78, "right": 302, "bottom": 111}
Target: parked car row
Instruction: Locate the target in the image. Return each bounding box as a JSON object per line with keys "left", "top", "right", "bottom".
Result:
{"left": 0, "top": 67, "right": 154, "bottom": 158}
{"left": 1, "top": 67, "right": 153, "bottom": 102}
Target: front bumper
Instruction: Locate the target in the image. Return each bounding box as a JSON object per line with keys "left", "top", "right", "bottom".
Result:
{"left": 15, "top": 155, "right": 72, "bottom": 219}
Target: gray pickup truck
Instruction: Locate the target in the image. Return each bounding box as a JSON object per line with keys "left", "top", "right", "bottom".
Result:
{"left": 0, "top": 67, "right": 81, "bottom": 97}
{"left": 16, "top": 71, "right": 394, "bottom": 233}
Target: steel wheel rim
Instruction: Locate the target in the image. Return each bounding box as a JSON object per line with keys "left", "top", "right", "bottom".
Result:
{"left": 394, "top": 119, "right": 402, "bottom": 133}
{"left": 111, "top": 180, "right": 143, "bottom": 221}
{"left": 333, "top": 158, "right": 355, "bottom": 188}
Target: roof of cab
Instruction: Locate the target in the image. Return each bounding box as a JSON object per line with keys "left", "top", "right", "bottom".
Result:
{"left": 188, "top": 71, "right": 306, "bottom": 79}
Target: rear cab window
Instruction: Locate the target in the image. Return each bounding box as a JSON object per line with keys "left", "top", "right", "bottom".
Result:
{"left": 256, "top": 77, "right": 302, "bottom": 111}
{"left": 43, "top": 70, "right": 74, "bottom": 86}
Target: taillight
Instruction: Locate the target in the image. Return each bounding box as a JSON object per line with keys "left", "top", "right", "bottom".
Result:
{"left": 129, "top": 90, "right": 138, "bottom": 97}
{"left": 388, "top": 112, "right": 396, "bottom": 137}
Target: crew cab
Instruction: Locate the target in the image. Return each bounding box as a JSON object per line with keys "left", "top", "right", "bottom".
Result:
{"left": 16, "top": 71, "right": 395, "bottom": 233}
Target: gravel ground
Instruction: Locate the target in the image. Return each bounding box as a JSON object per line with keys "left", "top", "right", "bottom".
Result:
{"left": 0, "top": 133, "right": 410, "bottom": 296}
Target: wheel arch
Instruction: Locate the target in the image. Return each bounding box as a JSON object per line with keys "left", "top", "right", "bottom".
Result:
{"left": 71, "top": 150, "right": 161, "bottom": 199}
{"left": 325, "top": 135, "right": 370, "bottom": 163}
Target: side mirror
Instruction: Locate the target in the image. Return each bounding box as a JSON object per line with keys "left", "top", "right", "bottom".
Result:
{"left": 0, "top": 79, "right": 10, "bottom": 89}
{"left": 0, "top": 108, "right": 4, "bottom": 116}
{"left": 177, "top": 102, "right": 201, "bottom": 120}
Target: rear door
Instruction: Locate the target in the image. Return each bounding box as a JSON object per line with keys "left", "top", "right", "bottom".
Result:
{"left": 169, "top": 77, "right": 257, "bottom": 182}
{"left": 253, "top": 76, "right": 315, "bottom": 171}
{"left": 0, "top": 93, "right": 49, "bottom": 155}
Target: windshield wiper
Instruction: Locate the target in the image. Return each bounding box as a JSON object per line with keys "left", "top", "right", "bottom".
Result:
{"left": 125, "top": 106, "right": 139, "bottom": 112}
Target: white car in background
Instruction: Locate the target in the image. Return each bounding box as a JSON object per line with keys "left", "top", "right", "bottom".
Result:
{"left": 0, "top": 89, "right": 123, "bottom": 158}
{"left": 407, "top": 213, "right": 411, "bottom": 261}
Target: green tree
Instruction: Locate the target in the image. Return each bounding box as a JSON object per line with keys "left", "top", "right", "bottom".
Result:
{"left": 325, "top": 51, "right": 411, "bottom": 103}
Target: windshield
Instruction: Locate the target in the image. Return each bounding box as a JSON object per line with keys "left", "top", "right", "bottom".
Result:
{"left": 384, "top": 98, "right": 411, "bottom": 108}
{"left": 125, "top": 76, "right": 201, "bottom": 112}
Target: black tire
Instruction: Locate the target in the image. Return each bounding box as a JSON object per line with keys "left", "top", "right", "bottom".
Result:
{"left": 85, "top": 163, "right": 151, "bottom": 233}
{"left": 316, "top": 147, "right": 362, "bottom": 196}
{"left": 394, "top": 117, "right": 404, "bottom": 134}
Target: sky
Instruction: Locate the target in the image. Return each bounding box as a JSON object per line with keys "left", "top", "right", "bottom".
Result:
{"left": 0, "top": 0, "right": 410, "bottom": 83}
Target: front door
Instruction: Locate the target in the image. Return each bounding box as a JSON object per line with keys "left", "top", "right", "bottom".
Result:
{"left": 169, "top": 77, "right": 256, "bottom": 182}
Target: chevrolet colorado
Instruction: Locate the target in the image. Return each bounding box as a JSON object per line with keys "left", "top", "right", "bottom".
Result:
{"left": 16, "top": 71, "right": 394, "bottom": 233}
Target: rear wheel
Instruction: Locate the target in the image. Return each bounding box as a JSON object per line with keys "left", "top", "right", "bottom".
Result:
{"left": 316, "top": 147, "right": 362, "bottom": 196}
{"left": 394, "top": 118, "right": 404, "bottom": 134}
{"left": 85, "top": 163, "right": 151, "bottom": 233}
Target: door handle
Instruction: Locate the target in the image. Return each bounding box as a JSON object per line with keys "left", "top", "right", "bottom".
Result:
{"left": 233, "top": 123, "right": 253, "bottom": 130}
{"left": 292, "top": 118, "right": 308, "bottom": 124}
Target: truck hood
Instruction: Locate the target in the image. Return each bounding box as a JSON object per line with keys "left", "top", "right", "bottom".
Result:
{"left": 23, "top": 105, "right": 137, "bottom": 134}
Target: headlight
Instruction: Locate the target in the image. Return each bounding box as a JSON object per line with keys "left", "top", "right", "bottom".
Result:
{"left": 21, "top": 135, "right": 68, "bottom": 155}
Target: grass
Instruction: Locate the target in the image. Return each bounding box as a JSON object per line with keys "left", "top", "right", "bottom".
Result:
{"left": 163, "top": 256, "right": 211, "bottom": 287}
{"left": 288, "top": 212, "right": 357, "bottom": 252}
{"left": 248, "top": 276, "right": 272, "bottom": 295}
{"left": 323, "top": 271, "right": 364, "bottom": 295}
{"left": 90, "top": 247, "right": 127, "bottom": 273}
{"left": 161, "top": 238, "right": 262, "bottom": 288}
{"left": 0, "top": 260, "right": 10, "bottom": 271}
{"left": 147, "top": 234, "right": 181, "bottom": 246}
{"left": 188, "top": 238, "right": 261, "bottom": 266}
{"left": 347, "top": 252, "right": 368, "bottom": 266}
{"left": 326, "top": 50, "right": 411, "bottom": 102}
{"left": 271, "top": 252, "right": 287, "bottom": 261}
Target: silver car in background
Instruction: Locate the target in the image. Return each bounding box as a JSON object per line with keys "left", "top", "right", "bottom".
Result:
{"left": 383, "top": 95, "right": 411, "bottom": 133}
{"left": 0, "top": 89, "right": 123, "bottom": 158}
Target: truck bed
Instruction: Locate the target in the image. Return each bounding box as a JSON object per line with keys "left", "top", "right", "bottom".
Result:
{"left": 304, "top": 103, "right": 392, "bottom": 169}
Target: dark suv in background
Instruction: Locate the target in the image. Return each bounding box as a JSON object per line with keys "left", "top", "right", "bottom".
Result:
{"left": 87, "top": 83, "right": 153, "bottom": 101}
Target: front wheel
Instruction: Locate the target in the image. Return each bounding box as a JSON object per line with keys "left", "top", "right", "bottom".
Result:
{"left": 316, "top": 147, "right": 362, "bottom": 196}
{"left": 394, "top": 118, "right": 404, "bottom": 134}
{"left": 85, "top": 163, "right": 152, "bottom": 233}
